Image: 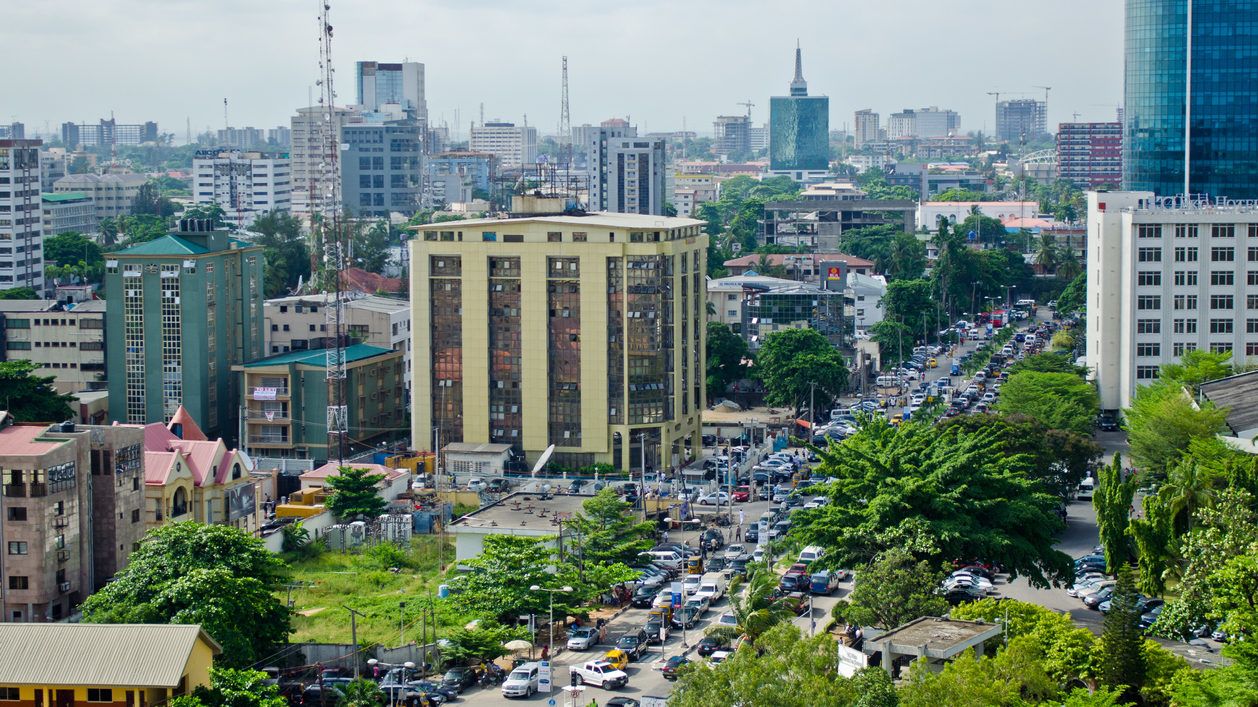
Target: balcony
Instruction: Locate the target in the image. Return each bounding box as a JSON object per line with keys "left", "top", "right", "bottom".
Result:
{"left": 3, "top": 483, "right": 25, "bottom": 498}
{"left": 248, "top": 435, "right": 291, "bottom": 447}
{"left": 247, "top": 386, "right": 290, "bottom": 400}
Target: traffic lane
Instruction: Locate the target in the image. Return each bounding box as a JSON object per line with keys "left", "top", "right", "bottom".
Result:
{"left": 999, "top": 498, "right": 1104, "bottom": 630}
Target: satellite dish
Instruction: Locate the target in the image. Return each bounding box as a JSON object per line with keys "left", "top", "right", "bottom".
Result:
{"left": 532, "top": 444, "right": 556, "bottom": 477}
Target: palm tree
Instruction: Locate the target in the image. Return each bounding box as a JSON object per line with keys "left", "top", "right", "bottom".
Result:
{"left": 337, "top": 678, "right": 384, "bottom": 707}
{"left": 1057, "top": 247, "right": 1082, "bottom": 281}
{"left": 1033, "top": 233, "right": 1060, "bottom": 274}
{"left": 718, "top": 568, "right": 792, "bottom": 644}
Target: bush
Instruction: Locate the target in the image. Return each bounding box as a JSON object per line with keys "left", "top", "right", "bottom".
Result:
{"left": 356, "top": 542, "right": 415, "bottom": 571}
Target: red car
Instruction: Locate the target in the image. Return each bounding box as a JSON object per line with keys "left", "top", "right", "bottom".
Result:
{"left": 732, "top": 485, "right": 751, "bottom": 503}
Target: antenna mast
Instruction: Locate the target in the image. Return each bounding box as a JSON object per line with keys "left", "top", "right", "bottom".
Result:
{"left": 317, "top": 0, "right": 348, "bottom": 463}
{"left": 559, "top": 56, "right": 571, "bottom": 170}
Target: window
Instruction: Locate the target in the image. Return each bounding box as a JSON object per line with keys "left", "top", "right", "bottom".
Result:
{"left": 1174, "top": 270, "right": 1198, "bottom": 286}
{"left": 1174, "top": 224, "right": 1198, "bottom": 238}
{"left": 1137, "top": 271, "right": 1162, "bottom": 286}
{"left": 1212, "top": 246, "right": 1235, "bottom": 262}
{"left": 1136, "top": 365, "right": 1160, "bottom": 380}
{"left": 1249, "top": 271, "right": 1258, "bottom": 286}
{"left": 481, "top": 231, "right": 497, "bottom": 242}
{"left": 0, "top": 687, "right": 17, "bottom": 700}
{"left": 87, "top": 689, "right": 113, "bottom": 702}
{"left": 5, "top": 507, "right": 25, "bottom": 521}
{"left": 1136, "top": 319, "right": 1161, "bottom": 334}
{"left": 1211, "top": 342, "right": 1232, "bottom": 354}
{"left": 1175, "top": 247, "right": 1199, "bottom": 262}
{"left": 503, "top": 234, "right": 524, "bottom": 243}
{"left": 1212, "top": 224, "right": 1235, "bottom": 238}
{"left": 1250, "top": 319, "right": 1258, "bottom": 334}
{"left": 1249, "top": 342, "right": 1258, "bottom": 356}
{"left": 131, "top": 509, "right": 140, "bottom": 523}
{"left": 1211, "top": 294, "right": 1234, "bottom": 310}
{"left": 7, "top": 576, "right": 27, "bottom": 590}
{"left": 1174, "top": 342, "right": 1197, "bottom": 356}
{"left": 1173, "top": 319, "right": 1198, "bottom": 334}
{"left": 1211, "top": 271, "right": 1235, "bottom": 286}
{"left": 1210, "top": 319, "right": 1234, "bottom": 334}
{"left": 547, "top": 231, "right": 562, "bottom": 242}
{"left": 1137, "top": 225, "right": 1162, "bottom": 238}
{"left": 1137, "top": 295, "right": 1161, "bottom": 310}
{"left": 1249, "top": 246, "right": 1258, "bottom": 262}
{"left": 1136, "top": 342, "right": 1161, "bottom": 357}
{"left": 7, "top": 541, "right": 27, "bottom": 555}
{"left": 1137, "top": 247, "right": 1162, "bottom": 262}
{"left": 572, "top": 232, "right": 588, "bottom": 242}
{"left": 1173, "top": 294, "right": 1198, "bottom": 310}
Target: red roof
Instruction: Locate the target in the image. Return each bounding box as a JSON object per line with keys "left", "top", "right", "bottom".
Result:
{"left": 340, "top": 267, "right": 404, "bottom": 295}
{"left": 0, "top": 425, "right": 68, "bottom": 456}
{"left": 168, "top": 405, "right": 207, "bottom": 441}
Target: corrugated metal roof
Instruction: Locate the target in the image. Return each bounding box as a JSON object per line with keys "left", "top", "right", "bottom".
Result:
{"left": 1200, "top": 370, "right": 1258, "bottom": 437}
{"left": 0, "top": 624, "right": 220, "bottom": 687}
{"left": 241, "top": 343, "right": 393, "bottom": 368}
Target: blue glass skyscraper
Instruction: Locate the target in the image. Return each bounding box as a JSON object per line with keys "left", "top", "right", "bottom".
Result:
{"left": 769, "top": 45, "right": 830, "bottom": 176}
{"left": 1124, "top": 0, "right": 1258, "bottom": 199}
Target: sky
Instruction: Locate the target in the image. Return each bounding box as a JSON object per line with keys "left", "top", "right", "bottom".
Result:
{"left": 4, "top": 0, "right": 1124, "bottom": 143}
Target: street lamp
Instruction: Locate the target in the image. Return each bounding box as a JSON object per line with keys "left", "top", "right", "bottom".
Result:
{"left": 367, "top": 659, "right": 416, "bottom": 707}
{"left": 530, "top": 584, "right": 573, "bottom": 694}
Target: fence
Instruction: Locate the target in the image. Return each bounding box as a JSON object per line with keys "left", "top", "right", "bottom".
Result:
{"left": 287, "top": 641, "right": 441, "bottom": 676}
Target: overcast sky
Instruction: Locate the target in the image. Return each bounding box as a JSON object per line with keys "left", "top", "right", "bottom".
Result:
{"left": 5, "top": 0, "right": 1124, "bottom": 143}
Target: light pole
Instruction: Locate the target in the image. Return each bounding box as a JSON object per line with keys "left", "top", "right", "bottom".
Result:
{"left": 530, "top": 584, "right": 573, "bottom": 694}
{"left": 367, "top": 659, "right": 415, "bottom": 707}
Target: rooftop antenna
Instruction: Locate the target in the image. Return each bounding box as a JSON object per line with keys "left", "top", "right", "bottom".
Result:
{"left": 223, "top": 97, "right": 229, "bottom": 132}
{"left": 559, "top": 56, "right": 572, "bottom": 171}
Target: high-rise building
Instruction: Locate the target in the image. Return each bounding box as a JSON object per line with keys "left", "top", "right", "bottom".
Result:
{"left": 214, "top": 127, "right": 267, "bottom": 151}
{"left": 104, "top": 219, "right": 265, "bottom": 441}
{"left": 424, "top": 151, "right": 497, "bottom": 207}
{"left": 588, "top": 132, "right": 668, "bottom": 215}
{"left": 409, "top": 212, "right": 707, "bottom": 472}
{"left": 268, "top": 126, "right": 292, "bottom": 148}
{"left": 1086, "top": 191, "right": 1258, "bottom": 411}
{"left": 60, "top": 119, "right": 158, "bottom": 149}
{"left": 1124, "top": 1, "right": 1258, "bottom": 199}
{"left": 356, "top": 61, "right": 427, "bottom": 123}
{"left": 340, "top": 120, "right": 424, "bottom": 218}
{"left": 853, "top": 110, "right": 880, "bottom": 148}
{"left": 0, "top": 139, "right": 45, "bottom": 292}
{"left": 289, "top": 105, "right": 358, "bottom": 217}
{"left": 192, "top": 149, "right": 292, "bottom": 228}
{"left": 0, "top": 123, "right": 24, "bottom": 140}
{"left": 59, "top": 123, "right": 80, "bottom": 149}
{"left": 52, "top": 173, "right": 147, "bottom": 222}
{"left": 769, "top": 45, "right": 829, "bottom": 179}
{"left": 748, "top": 125, "right": 769, "bottom": 152}
{"left": 469, "top": 122, "right": 538, "bottom": 171}
{"left": 1057, "top": 122, "right": 1123, "bottom": 189}
{"left": 995, "top": 99, "right": 1047, "bottom": 144}
{"left": 713, "top": 115, "right": 751, "bottom": 157}
{"left": 888, "top": 107, "right": 960, "bottom": 139}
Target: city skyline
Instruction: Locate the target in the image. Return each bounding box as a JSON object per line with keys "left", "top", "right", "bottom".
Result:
{"left": 4, "top": 0, "right": 1122, "bottom": 142}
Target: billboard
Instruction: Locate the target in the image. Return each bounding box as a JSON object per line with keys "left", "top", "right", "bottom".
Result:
{"left": 820, "top": 261, "right": 848, "bottom": 290}
{"left": 226, "top": 482, "right": 257, "bottom": 522}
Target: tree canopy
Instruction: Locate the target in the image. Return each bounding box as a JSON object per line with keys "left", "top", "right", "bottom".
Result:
{"left": 839, "top": 548, "right": 948, "bottom": 630}
{"left": 562, "top": 488, "right": 655, "bottom": 569}
{"left": 324, "top": 466, "right": 388, "bottom": 521}
{"left": 1123, "top": 379, "right": 1227, "bottom": 478}
{"left": 754, "top": 328, "right": 849, "bottom": 413}
{"left": 250, "top": 211, "right": 311, "bottom": 298}
{"left": 706, "top": 322, "right": 750, "bottom": 400}
{"left": 995, "top": 370, "right": 1099, "bottom": 437}
{"left": 170, "top": 668, "right": 287, "bottom": 707}
{"left": 0, "top": 360, "right": 77, "bottom": 422}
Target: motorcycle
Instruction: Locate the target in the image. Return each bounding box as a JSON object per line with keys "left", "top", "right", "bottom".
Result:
{"left": 478, "top": 663, "right": 506, "bottom": 687}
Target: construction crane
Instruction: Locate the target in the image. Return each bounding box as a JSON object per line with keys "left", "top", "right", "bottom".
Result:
{"left": 738, "top": 99, "right": 755, "bottom": 119}
{"left": 315, "top": 0, "right": 348, "bottom": 464}
{"left": 1034, "top": 85, "right": 1052, "bottom": 130}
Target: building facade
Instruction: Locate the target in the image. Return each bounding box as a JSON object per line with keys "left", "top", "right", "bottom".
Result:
{"left": 410, "top": 213, "right": 707, "bottom": 472}
{"left": 235, "top": 344, "right": 405, "bottom": 462}
{"left": 424, "top": 151, "right": 496, "bottom": 207}
{"left": 289, "top": 106, "right": 358, "bottom": 217}
{"left": 588, "top": 136, "right": 668, "bottom": 215}
{"left": 1124, "top": 0, "right": 1258, "bottom": 199}
{"left": 996, "top": 99, "right": 1047, "bottom": 144}
{"left": 1057, "top": 122, "right": 1122, "bottom": 189}
{"left": 1086, "top": 191, "right": 1258, "bottom": 411}
{"left": 888, "top": 107, "right": 960, "bottom": 139}
{"left": 769, "top": 46, "right": 829, "bottom": 179}
{"left": 356, "top": 61, "right": 427, "bottom": 123}
{"left": 41, "top": 192, "right": 98, "bottom": 239}
{"left": 52, "top": 172, "right": 147, "bottom": 222}
{"left": 0, "top": 300, "right": 105, "bottom": 393}
{"left": 0, "top": 140, "right": 44, "bottom": 292}
{"left": 192, "top": 150, "right": 292, "bottom": 228}
{"left": 713, "top": 115, "right": 751, "bottom": 158}
{"left": 60, "top": 119, "right": 158, "bottom": 149}
{"left": 340, "top": 120, "right": 424, "bottom": 218}
{"left": 853, "top": 110, "right": 880, "bottom": 149}
{"left": 469, "top": 122, "right": 538, "bottom": 171}
{"left": 104, "top": 220, "right": 265, "bottom": 442}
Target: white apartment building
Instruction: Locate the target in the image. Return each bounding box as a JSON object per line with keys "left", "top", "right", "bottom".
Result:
{"left": 52, "top": 172, "right": 147, "bottom": 222}
{"left": 589, "top": 135, "right": 668, "bottom": 215}
{"left": 41, "top": 191, "right": 98, "bottom": 239}
{"left": 673, "top": 173, "right": 719, "bottom": 218}
{"left": 849, "top": 272, "right": 888, "bottom": 336}
{"left": 1087, "top": 191, "right": 1258, "bottom": 411}
{"left": 0, "top": 139, "right": 45, "bottom": 292}
{"left": 854, "top": 109, "right": 880, "bottom": 148}
{"left": 469, "top": 122, "right": 538, "bottom": 171}
{"left": 290, "top": 106, "right": 360, "bottom": 216}
{"left": 192, "top": 149, "right": 292, "bottom": 228}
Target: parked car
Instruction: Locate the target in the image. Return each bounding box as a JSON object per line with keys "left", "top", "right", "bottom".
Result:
{"left": 501, "top": 662, "right": 541, "bottom": 699}
{"left": 1083, "top": 586, "right": 1116, "bottom": 610}
{"left": 697, "top": 634, "right": 729, "bottom": 657}
{"left": 568, "top": 626, "right": 601, "bottom": 651}
{"left": 441, "top": 666, "right": 478, "bottom": 693}
{"left": 661, "top": 656, "right": 689, "bottom": 681}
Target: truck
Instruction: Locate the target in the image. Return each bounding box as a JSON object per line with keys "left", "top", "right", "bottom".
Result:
{"left": 569, "top": 660, "right": 629, "bottom": 689}
{"left": 693, "top": 573, "right": 727, "bottom": 604}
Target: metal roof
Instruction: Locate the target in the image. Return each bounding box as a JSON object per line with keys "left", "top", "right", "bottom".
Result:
{"left": 1200, "top": 370, "right": 1258, "bottom": 437}
{"left": 0, "top": 623, "right": 220, "bottom": 687}
{"left": 241, "top": 343, "right": 394, "bottom": 368}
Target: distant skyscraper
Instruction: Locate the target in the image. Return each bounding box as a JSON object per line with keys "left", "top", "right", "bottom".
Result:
{"left": 1124, "top": 0, "right": 1258, "bottom": 199}
{"left": 62, "top": 119, "right": 158, "bottom": 148}
{"left": 853, "top": 110, "right": 880, "bottom": 148}
{"left": 289, "top": 105, "right": 358, "bottom": 217}
{"left": 192, "top": 149, "right": 292, "bottom": 227}
{"left": 1057, "top": 122, "right": 1122, "bottom": 189}
{"left": 588, "top": 133, "right": 668, "bottom": 215}
{"left": 713, "top": 115, "right": 751, "bottom": 158}
{"left": 356, "top": 61, "right": 427, "bottom": 123}
{"left": 0, "top": 123, "right": 24, "bottom": 140}
{"left": 0, "top": 139, "right": 44, "bottom": 292}
{"left": 995, "top": 100, "right": 1047, "bottom": 144}
{"left": 340, "top": 120, "right": 424, "bottom": 218}
{"left": 769, "top": 44, "right": 829, "bottom": 179}
{"left": 470, "top": 122, "right": 538, "bottom": 170}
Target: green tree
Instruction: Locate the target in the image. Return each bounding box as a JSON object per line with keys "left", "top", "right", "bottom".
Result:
{"left": 80, "top": 523, "right": 291, "bottom": 667}
{"left": 250, "top": 211, "right": 311, "bottom": 298}
{"left": 1055, "top": 271, "right": 1086, "bottom": 315}
{"left": 132, "top": 181, "right": 178, "bottom": 217}
{"left": 281, "top": 520, "right": 311, "bottom": 554}
{"left": 1124, "top": 380, "right": 1227, "bottom": 477}
{"left": 869, "top": 319, "right": 913, "bottom": 366}
{"left": 1094, "top": 455, "right": 1135, "bottom": 573}
{"left": 881, "top": 279, "right": 936, "bottom": 345}
{"left": 1097, "top": 565, "right": 1146, "bottom": 703}
{"left": 706, "top": 322, "right": 751, "bottom": 399}
{"left": 754, "top": 328, "right": 849, "bottom": 413}
{"left": 352, "top": 219, "right": 392, "bottom": 273}
{"left": 453, "top": 535, "right": 571, "bottom": 623}
{"left": 721, "top": 568, "right": 793, "bottom": 642}
{"left": 938, "top": 413, "right": 1100, "bottom": 500}
{"left": 1033, "top": 232, "right": 1061, "bottom": 273}
{"left": 851, "top": 667, "right": 899, "bottom": 707}
{"left": 0, "top": 360, "right": 77, "bottom": 422}
{"left": 995, "top": 370, "right": 1099, "bottom": 437}
{"left": 439, "top": 619, "right": 530, "bottom": 665}
{"left": 1158, "top": 349, "right": 1233, "bottom": 388}
{"left": 44, "top": 231, "right": 103, "bottom": 267}
{"left": 0, "top": 287, "right": 38, "bottom": 300}
{"left": 898, "top": 649, "right": 1025, "bottom": 707}
{"left": 844, "top": 549, "right": 948, "bottom": 630}
{"left": 102, "top": 213, "right": 170, "bottom": 246}
{"left": 336, "top": 679, "right": 385, "bottom": 707}
{"left": 182, "top": 203, "right": 226, "bottom": 227}
{"left": 790, "top": 417, "right": 1073, "bottom": 587}
{"left": 1006, "top": 351, "right": 1087, "bottom": 376}
{"left": 1056, "top": 248, "right": 1083, "bottom": 281}
{"left": 180, "top": 667, "right": 288, "bottom": 707}
{"left": 887, "top": 232, "right": 928, "bottom": 281}
{"left": 563, "top": 488, "right": 655, "bottom": 570}
{"left": 324, "top": 466, "right": 387, "bottom": 521}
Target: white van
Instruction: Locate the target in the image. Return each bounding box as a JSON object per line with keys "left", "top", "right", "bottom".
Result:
{"left": 798, "top": 545, "right": 827, "bottom": 565}
{"left": 875, "top": 375, "right": 899, "bottom": 388}
{"left": 502, "top": 661, "right": 540, "bottom": 698}
{"left": 694, "top": 572, "right": 727, "bottom": 603}
{"left": 1077, "top": 478, "right": 1095, "bottom": 501}
{"left": 639, "top": 550, "right": 683, "bottom": 569}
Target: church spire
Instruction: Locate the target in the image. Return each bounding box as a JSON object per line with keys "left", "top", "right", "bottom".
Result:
{"left": 790, "top": 41, "right": 808, "bottom": 97}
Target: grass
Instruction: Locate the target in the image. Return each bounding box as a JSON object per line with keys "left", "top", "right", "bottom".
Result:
{"left": 280, "top": 536, "right": 468, "bottom": 646}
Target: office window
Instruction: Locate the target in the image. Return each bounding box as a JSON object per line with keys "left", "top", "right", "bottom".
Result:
{"left": 1137, "top": 271, "right": 1162, "bottom": 286}
{"left": 1249, "top": 271, "right": 1258, "bottom": 286}
{"left": 1137, "top": 295, "right": 1161, "bottom": 310}
{"left": 1249, "top": 319, "right": 1258, "bottom": 334}
{"left": 1175, "top": 247, "right": 1199, "bottom": 262}
{"left": 1137, "top": 247, "right": 1162, "bottom": 262}
{"left": 1136, "top": 342, "right": 1161, "bottom": 357}
{"left": 1212, "top": 224, "right": 1235, "bottom": 239}
{"left": 572, "top": 232, "right": 588, "bottom": 242}
{"left": 1212, "top": 270, "right": 1235, "bottom": 286}
{"left": 1174, "top": 270, "right": 1198, "bottom": 286}
{"left": 1173, "top": 318, "right": 1198, "bottom": 334}
{"left": 7, "top": 542, "right": 26, "bottom": 555}
{"left": 5, "top": 507, "right": 25, "bottom": 521}
{"left": 0, "top": 688, "right": 16, "bottom": 700}
{"left": 1173, "top": 294, "right": 1198, "bottom": 310}
{"left": 1174, "top": 224, "right": 1198, "bottom": 238}
{"left": 1248, "top": 342, "right": 1258, "bottom": 356}
{"left": 6, "top": 576, "right": 27, "bottom": 590}
{"left": 1249, "top": 246, "right": 1258, "bottom": 262}
{"left": 482, "top": 231, "right": 497, "bottom": 242}
{"left": 1173, "top": 342, "right": 1196, "bottom": 356}
{"left": 1136, "top": 365, "right": 1160, "bottom": 380}
{"left": 1211, "top": 295, "right": 1234, "bottom": 310}
{"left": 1137, "top": 225, "right": 1162, "bottom": 238}
{"left": 1249, "top": 294, "right": 1258, "bottom": 310}
{"left": 1136, "top": 319, "right": 1161, "bottom": 334}
{"left": 547, "top": 231, "right": 562, "bottom": 242}
{"left": 1212, "top": 246, "right": 1235, "bottom": 262}
{"left": 1211, "top": 319, "right": 1234, "bottom": 334}
{"left": 1211, "top": 342, "right": 1233, "bottom": 354}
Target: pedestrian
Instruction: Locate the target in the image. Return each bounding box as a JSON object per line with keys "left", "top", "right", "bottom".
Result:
{"left": 738, "top": 509, "right": 745, "bottom": 526}
{"left": 735, "top": 524, "right": 742, "bottom": 541}
{"left": 662, "top": 529, "right": 669, "bottom": 543}
{"left": 541, "top": 644, "right": 549, "bottom": 661}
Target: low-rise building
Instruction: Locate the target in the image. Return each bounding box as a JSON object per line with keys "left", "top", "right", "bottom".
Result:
{"left": 41, "top": 191, "right": 99, "bottom": 239}
{"left": 191, "top": 149, "right": 292, "bottom": 228}
{"left": 264, "top": 293, "right": 411, "bottom": 392}
{"left": 0, "top": 300, "right": 106, "bottom": 393}
{"left": 722, "top": 253, "right": 875, "bottom": 280}
{"left": 0, "top": 623, "right": 219, "bottom": 702}
{"left": 762, "top": 184, "right": 916, "bottom": 250}
{"left": 849, "top": 272, "right": 888, "bottom": 336}
{"left": 917, "top": 201, "right": 1041, "bottom": 232}
{"left": 706, "top": 274, "right": 801, "bottom": 333}
{"left": 53, "top": 172, "right": 148, "bottom": 222}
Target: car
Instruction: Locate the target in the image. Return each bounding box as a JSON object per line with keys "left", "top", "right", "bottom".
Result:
{"left": 1138, "top": 604, "right": 1164, "bottom": 631}
{"left": 644, "top": 618, "right": 671, "bottom": 643}
{"left": 705, "top": 556, "right": 728, "bottom": 574}
{"left": 775, "top": 591, "right": 810, "bottom": 615}
{"left": 810, "top": 570, "right": 841, "bottom": 595}
{"left": 568, "top": 626, "right": 601, "bottom": 651}
{"left": 724, "top": 544, "right": 747, "bottom": 561}
{"left": 1097, "top": 412, "right": 1120, "bottom": 432}
{"left": 732, "top": 485, "right": 751, "bottom": 502}
{"left": 685, "top": 594, "right": 711, "bottom": 615}
{"left": 616, "top": 630, "right": 650, "bottom": 661}
{"left": 300, "top": 685, "right": 346, "bottom": 707}
{"left": 1083, "top": 586, "right": 1116, "bottom": 610}
{"left": 605, "top": 699, "right": 641, "bottom": 707}
{"left": 728, "top": 555, "right": 752, "bottom": 577}
{"left": 441, "top": 665, "right": 478, "bottom": 693}
{"left": 945, "top": 572, "right": 993, "bottom": 594}
{"left": 697, "top": 491, "right": 730, "bottom": 505}
{"left": 744, "top": 525, "right": 759, "bottom": 544}
{"left": 467, "top": 478, "right": 488, "bottom": 492}
{"left": 682, "top": 575, "right": 703, "bottom": 596}
{"left": 672, "top": 606, "right": 702, "bottom": 628}
{"left": 716, "top": 611, "right": 738, "bottom": 629}
{"left": 501, "top": 662, "right": 541, "bottom": 699}
{"left": 661, "top": 656, "right": 690, "bottom": 681}
{"left": 570, "top": 660, "right": 629, "bottom": 690}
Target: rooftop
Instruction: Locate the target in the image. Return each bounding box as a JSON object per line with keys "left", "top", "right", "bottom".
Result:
{"left": 724, "top": 252, "right": 875, "bottom": 269}
{"left": 0, "top": 423, "right": 70, "bottom": 456}
{"left": 265, "top": 292, "right": 408, "bottom": 314}
{"left": 708, "top": 274, "right": 801, "bottom": 291}
{"left": 444, "top": 442, "right": 515, "bottom": 455}
{"left": 302, "top": 462, "right": 407, "bottom": 484}
{"left": 41, "top": 191, "right": 90, "bottom": 203}
{"left": 450, "top": 490, "right": 591, "bottom": 532}
{"left": 865, "top": 616, "right": 1002, "bottom": 659}
{"left": 241, "top": 343, "right": 394, "bottom": 369}
{"left": 1200, "top": 370, "right": 1258, "bottom": 439}
{"left": 0, "top": 623, "right": 220, "bottom": 688}
{"left": 411, "top": 211, "right": 704, "bottom": 232}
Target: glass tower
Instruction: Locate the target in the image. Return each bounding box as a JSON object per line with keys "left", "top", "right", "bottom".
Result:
{"left": 1124, "top": 0, "right": 1258, "bottom": 199}
{"left": 769, "top": 46, "right": 830, "bottom": 172}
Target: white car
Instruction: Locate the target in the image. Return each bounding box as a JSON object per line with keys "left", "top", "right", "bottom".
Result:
{"left": 567, "top": 626, "right": 600, "bottom": 651}
{"left": 652, "top": 589, "right": 675, "bottom": 608}
{"left": 467, "top": 478, "right": 487, "bottom": 492}
{"left": 947, "top": 571, "right": 994, "bottom": 593}
{"left": 697, "top": 491, "right": 730, "bottom": 506}
{"left": 717, "top": 612, "right": 738, "bottom": 628}
{"left": 752, "top": 547, "right": 767, "bottom": 563}
{"left": 708, "top": 650, "right": 731, "bottom": 665}
{"left": 685, "top": 596, "right": 710, "bottom": 615}
{"left": 682, "top": 575, "right": 702, "bottom": 596}
{"left": 724, "top": 544, "right": 747, "bottom": 561}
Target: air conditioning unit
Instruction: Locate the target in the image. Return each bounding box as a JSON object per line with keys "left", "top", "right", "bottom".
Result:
{"left": 58, "top": 582, "right": 70, "bottom": 593}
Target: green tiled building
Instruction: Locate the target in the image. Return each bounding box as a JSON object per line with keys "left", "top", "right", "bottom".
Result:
{"left": 233, "top": 343, "right": 406, "bottom": 461}
{"left": 104, "top": 219, "right": 265, "bottom": 441}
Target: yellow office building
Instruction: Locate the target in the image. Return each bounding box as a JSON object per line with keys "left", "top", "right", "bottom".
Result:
{"left": 410, "top": 211, "right": 707, "bottom": 473}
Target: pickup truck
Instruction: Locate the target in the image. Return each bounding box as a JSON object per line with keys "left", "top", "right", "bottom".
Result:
{"left": 569, "top": 660, "right": 628, "bottom": 689}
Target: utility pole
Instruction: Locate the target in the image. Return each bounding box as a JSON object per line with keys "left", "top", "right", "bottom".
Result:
{"left": 346, "top": 607, "right": 366, "bottom": 678}
{"left": 399, "top": 600, "right": 406, "bottom": 648}
{"left": 639, "top": 432, "right": 647, "bottom": 522}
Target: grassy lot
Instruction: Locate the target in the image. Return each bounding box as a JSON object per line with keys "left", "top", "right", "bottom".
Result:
{"left": 281, "top": 536, "right": 467, "bottom": 646}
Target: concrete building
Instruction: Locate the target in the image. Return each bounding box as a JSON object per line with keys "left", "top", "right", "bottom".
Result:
{"left": 234, "top": 343, "right": 406, "bottom": 462}
{"left": 268, "top": 126, "right": 292, "bottom": 148}
{"left": 849, "top": 272, "right": 888, "bottom": 336}
{"left": 918, "top": 201, "right": 1041, "bottom": 232}
{"left": 340, "top": 120, "right": 423, "bottom": 218}
{"left": 672, "top": 173, "right": 720, "bottom": 218}
{"left": 39, "top": 148, "right": 67, "bottom": 190}
{"left": 748, "top": 125, "right": 769, "bottom": 153}
{"left": 213, "top": 127, "right": 267, "bottom": 150}
{"left": 713, "top": 115, "right": 751, "bottom": 158}
{"left": 722, "top": 252, "right": 875, "bottom": 280}
{"left": 0, "top": 140, "right": 45, "bottom": 292}
{"left": 53, "top": 172, "right": 147, "bottom": 222}
{"left": 996, "top": 99, "right": 1047, "bottom": 144}
{"left": 742, "top": 282, "right": 849, "bottom": 349}
{"left": 844, "top": 154, "right": 894, "bottom": 174}
{"left": 887, "top": 107, "right": 960, "bottom": 139}
{"left": 264, "top": 292, "right": 411, "bottom": 392}
{"left": 853, "top": 110, "right": 880, "bottom": 149}
{"left": 769, "top": 45, "right": 830, "bottom": 180}
{"left": 289, "top": 106, "right": 359, "bottom": 217}
{"left": 588, "top": 135, "right": 668, "bottom": 215}
{"left": 706, "top": 273, "right": 802, "bottom": 333}
{"left": 469, "top": 122, "right": 538, "bottom": 171}
{"left": 41, "top": 192, "right": 98, "bottom": 239}
{"left": 0, "top": 417, "right": 145, "bottom": 622}
{"left": 356, "top": 61, "right": 427, "bottom": 123}
{"left": 61, "top": 119, "right": 158, "bottom": 149}
{"left": 0, "top": 300, "right": 106, "bottom": 393}
{"left": 192, "top": 149, "right": 292, "bottom": 228}
{"left": 1057, "top": 122, "right": 1122, "bottom": 189}
{"left": 762, "top": 182, "right": 916, "bottom": 250}
{"left": 424, "top": 151, "right": 496, "bottom": 207}
{"left": 1086, "top": 191, "right": 1258, "bottom": 411}
{"left": 104, "top": 219, "right": 265, "bottom": 442}
{"left": 410, "top": 211, "right": 707, "bottom": 473}
{"left": 0, "top": 124, "right": 24, "bottom": 140}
